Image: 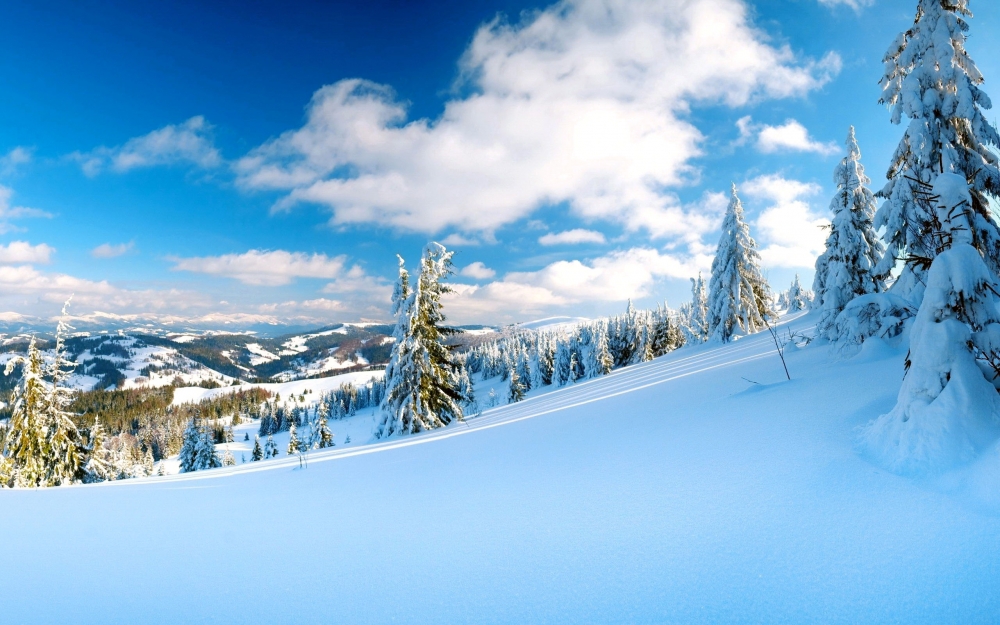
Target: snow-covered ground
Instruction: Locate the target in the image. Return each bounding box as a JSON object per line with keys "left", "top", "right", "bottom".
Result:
{"left": 171, "top": 369, "right": 384, "bottom": 406}
{"left": 3, "top": 312, "right": 1000, "bottom": 623}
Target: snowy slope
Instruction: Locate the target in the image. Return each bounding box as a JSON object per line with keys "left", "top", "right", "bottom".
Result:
{"left": 2, "top": 311, "right": 1000, "bottom": 624}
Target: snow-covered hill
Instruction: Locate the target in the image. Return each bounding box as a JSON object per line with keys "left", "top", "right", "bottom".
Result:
{"left": 2, "top": 311, "right": 999, "bottom": 623}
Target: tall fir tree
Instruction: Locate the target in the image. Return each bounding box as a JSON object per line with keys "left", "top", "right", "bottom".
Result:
{"left": 706, "top": 185, "right": 773, "bottom": 343}
{"left": 814, "top": 127, "right": 886, "bottom": 338}
{"left": 376, "top": 244, "right": 466, "bottom": 438}
{"left": 863, "top": 174, "right": 1000, "bottom": 471}
{"left": 875, "top": 0, "right": 1000, "bottom": 303}
{"left": 251, "top": 435, "right": 264, "bottom": 461}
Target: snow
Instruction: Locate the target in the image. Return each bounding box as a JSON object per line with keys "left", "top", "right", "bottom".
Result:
{"left": 245, "top": 342, "right": 280, "bottom": 365}
{"left": 517, "top": 316, "right": 587, "bottom": 332}
{"left": 171, "top": 368, "right": 384, "bottom": 406}
{"left": 4, "top": 312, "right": 1000, "bottom": 622}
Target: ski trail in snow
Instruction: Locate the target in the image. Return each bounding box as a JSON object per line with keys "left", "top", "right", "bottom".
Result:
{"left": 87, "top": 314, "right": 815, "bottom": 488}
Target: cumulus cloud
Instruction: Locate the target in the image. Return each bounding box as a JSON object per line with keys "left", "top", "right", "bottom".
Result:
{"left": 91, "top": 242, "right": 134, "bottom": 259}
{"left": 738, "top": 117, "right": 837, "bottom": 154}
{"left": 443, "top": 247, "right": 712, "bottom": 323}
{"left": 460, "top": 262, "right": 497, "bottom": 280}
{"left": 742, "top": 174, "right": 829, "bottom": 268}
{"left": 170, "top": 249, "right": 351, "bottom": 286}
{"left": 74, "top": 116, "right": 221, "bottom": 176}
{"left": 538, "top": 229, "right": 607, "bottom": 246}
{"left": 236, "top": 0, "right": 839, "bottom": 242}
{"left": 0, "top": 241, "right": 54, "bottom": 264}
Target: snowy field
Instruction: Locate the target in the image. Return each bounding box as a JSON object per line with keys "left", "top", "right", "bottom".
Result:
{"left": 2, "top": 312, "right": 1000, "bottom": 623}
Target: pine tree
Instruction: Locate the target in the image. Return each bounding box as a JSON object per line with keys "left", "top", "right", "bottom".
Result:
{"left": 814, "top": 127, "right": 886, "bottom": 338}
{"left": 195, "top": 423, "right": 221, "bottom": 471}
{"left": 313, "top": 403, "right": 334, "bottom": 449}
{"left": 376, "top": 244, "right": 466, "bottom": 438}
{"left": 875, "top": 0, "right": 1000, "bottom": 303}
{"left": 706, "top": 184, "right": 773, "bottom": 343}
{"left": 178, "top": 417, "right": 202, "bottom": 473}
{"left": 287, "top": 421, "right": 301, "bottom": 455}
{"left": 251, "top": 435, "right": 264, "bottom": 461}
{"left": 344, "top": 434, "right": 351, "bottom": 445}
{"left": 553, "top": 339, "right": 573, "bottom": 386}
{"left": 507, "top": 366, "right": 526, "bottom": 403}
{"left": 862, "top": 174, "right": 1000, "bottom": 471}
{"left": 222, "top": 448, "right": 236, "bottom": 467}
{"left": 264, "top": 435, "right": 278, "bottom": 458}
{"left": 786, "top": 275, "right": 807, "bottom": 312}
{"left": 684, "top": 274, "right": 710, "bottom": 343}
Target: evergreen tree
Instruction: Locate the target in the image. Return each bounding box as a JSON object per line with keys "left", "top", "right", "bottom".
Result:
{"left": 706, "top": 185, "right": 773, "bottom": 342}
{"left": 875, "top": 0, "right": 1000, "bottom": 303}
{"left": 786, "top": 275, "right": 807, "bottom": 312}
{"left": 313, "top": 403, "right": 334, "bottom": 449}
{"left": 222, "top": 448, "right": 236, "bottom": 467}
{"left": 264, "top": 435, "right": 278, "bottom": 458}
{"left": 287, "top": 421, "right": 301, "bottom": 455}
{"left": 863, "top": 174, "right": 1000, "bottom": 471}
{"left": 684, "top": 274, "right": 710, "bottom": 343}
{"left": 251, "top": 435, "right": 264, "bottom": 461}
{"left": 814, "top": 127, "right": 885, "bottom": 338}
{"left": 376, "top": 244, "right": 466, "bottom": 438}
{"left": 178, "top": 417, "right": 202, "bottom": 473}
{"left": 553, "top": 339, "right": 573, "bottom": 386}
{"left": 507, "top": 366, "right": 526, "bottom": 403}
{"left": 194, "top": 424, "right": 221, "bottom": 471}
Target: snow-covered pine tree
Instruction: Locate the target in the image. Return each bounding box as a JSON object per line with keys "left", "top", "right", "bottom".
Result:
{"left": 222, "top": 448, "right": 236, "bottom": 467}
{"left": 553, "top": 339, "right": 573, "bottom": 386}
{"left": 875, "top": 0, "right": 1000, "bottom": 303}
{"left": 251, "top": 435, "right": 264, "bottom": 461}
{"left": 683, "top": 273, "right": 710, "bottom": 343}
{"left": 1, "top": 339, "right": 50, "bottom": 487}
{"left": 814, "top": 127, "right": 886, "bottom": 338}
{"left": 264, "top": 435, "right": 278, "bottom": 458}
{"left": 507, "top": 366, "right": 525, "bottom": 404}
{"left": 312, "top": 402, "right": 334, "bottom": 449}
{"left": 195, "top": 422, "right": 221, "bottom": 471}
{"left": 786, "top": 275, "right": 807, "bottom": 312}
{"left": 178, "top": 417, "right": 202, "bottom": 473}
{"left": 706, "top": 185, "right": 773, "bottom": 342}
{"left": 862, "top": 174, "right": 1000, "bottom": 471}
{"left": 287, "top": 421, "right": 301, "bottom": 455}
{"left": 376, "top": 244, "right": 466, "bottom": 438}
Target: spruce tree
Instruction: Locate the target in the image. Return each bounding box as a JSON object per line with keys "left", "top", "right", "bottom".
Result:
{"left": 863, "top": 174, "right": 1000, "bottom": 471}
{"left": 376, "top": 244, "right": 466, "bottom": 438}
{"left": 287, "top": 421, "right": 301, "bottom": 455}
{"left": 786, "top": 275, "right": 807, "bottom": 313}
{"left": 876, "top": 0, "right": 1000, "bottom": 303}
{"left": 251, "top": 435, "right": 264, "bottom": 461}
{"left": 706, "top": 184, "right": 773, "bottom": 343}
{"left": 264, "top": 435, "right": 278, "bottom": 458}
{"left": 507, "top": 367, "right": 525, "bottom": 403}
{"left": 178, "top": 417, "right": 202, "bottom": 473}
{"left": 814, "top": 127, "right": 886, "bottom": 338}
{"left": 684, "top": 274, "right": 710, "bottom": 343}
{"left": 313, "top": 403, "right": 334, "bottom": 449}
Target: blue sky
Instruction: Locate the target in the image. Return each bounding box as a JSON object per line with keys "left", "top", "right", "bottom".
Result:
{"left": 0, "top": 0, "right": 998, "bottom": 327}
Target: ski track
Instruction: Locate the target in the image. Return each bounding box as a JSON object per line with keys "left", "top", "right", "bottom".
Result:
{"left": 90, "top": 313, "right": 814, "bottom": 488}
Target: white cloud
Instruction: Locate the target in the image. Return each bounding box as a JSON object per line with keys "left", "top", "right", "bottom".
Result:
{"left": 170, "top": 249, "right": 350, "bottom": 286}
{"left": 74, "top": 116, "right": 221, "bottom": 176}
{"left": 740, "top": 117, "right": 838, "bottom": 154}
{"left": 443, "top": 247, "right": 711, "bottom": 323}
{"left": 0, "top": 147, "right": 32, "bottom": 176}
{"left": 538, "top": 229, "right": 607, "bottom": 246}
{"left": 236, "top": 0, "right": 839, "bottom": 243}
{"left": 460, "top": 262, "right": 496, "bottom": 280}
{"left": 91, "top": 242, "right": 134, "bottom": 259}
{"left": 0, "top": 185, "right": 51, "bottom": 233}
{"left": 0, "top": 241, "right": 54, "bottom": 264}
{"left": 440, "top": 233, "right": 482, "bottom": 247}
{"left": 742, "top": 174, "right": 829, "bottom": 268}
{"left": 817, "top": 0, "right": 873, "bottom": 11}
